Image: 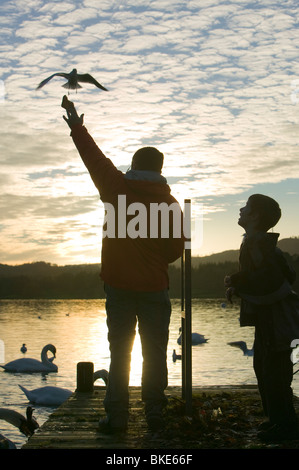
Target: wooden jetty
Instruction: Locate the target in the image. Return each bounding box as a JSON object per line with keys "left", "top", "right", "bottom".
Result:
{"left": 22, "top": 385, "right": 180, "bottom": 449}
{"left": 22, "top": 385, "right": 264, "bottom": 449}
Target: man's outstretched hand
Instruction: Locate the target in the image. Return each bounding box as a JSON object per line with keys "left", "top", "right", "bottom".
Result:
{"left": 62, "top": 95, "right": 84, "bottom": 128}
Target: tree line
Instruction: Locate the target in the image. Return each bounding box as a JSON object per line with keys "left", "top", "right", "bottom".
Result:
{"left": 0, "top": 253, "right": 298, "bottom": 299}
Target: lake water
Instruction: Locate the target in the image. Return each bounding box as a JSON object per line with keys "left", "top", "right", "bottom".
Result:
{"left": 1, "top": 298, "right": 298, "bottom": 449}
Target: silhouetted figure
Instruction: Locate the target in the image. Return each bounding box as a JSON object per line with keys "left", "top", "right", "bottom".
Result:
{"left": 225, "top": 194, "right": 299, "bottom": 443}
{"left": 63, "top": 96, "right": 184, "bottom": 433}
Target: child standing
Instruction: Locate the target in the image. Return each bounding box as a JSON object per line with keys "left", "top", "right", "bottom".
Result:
{"left": 225, "top": 194, "right": 299, "bottom": 443}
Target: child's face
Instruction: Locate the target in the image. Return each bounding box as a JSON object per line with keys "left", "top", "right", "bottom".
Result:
{"left": 238, "top": 199, "right": 256, "bottom": 230}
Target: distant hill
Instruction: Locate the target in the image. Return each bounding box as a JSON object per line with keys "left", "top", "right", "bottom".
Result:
{"left": 0, "top": 237, "right": 298, "bottom": 299}
{"left": 191, "top": 250, "right": 239, "bottom": 267}
{"left": 190, "top": 236, "right": 299, "bottom": 267}
{"left": 0, "top": 261, "right": 99, "bottom": 277}
{"left": 277, "top": 237, "right": 299, "bottom": 255}
{"left": 0, "top": 262, "right": 104, "bottom": 299}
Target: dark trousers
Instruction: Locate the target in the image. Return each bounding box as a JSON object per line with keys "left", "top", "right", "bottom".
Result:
{"left": 103, "top": 284, "right": 171, "bottom": 427}
{"left": 253, "top": 327, "right": 298, "bottom": 429}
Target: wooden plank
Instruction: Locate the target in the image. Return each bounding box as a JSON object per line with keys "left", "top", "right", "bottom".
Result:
{"left": 22, "top": 386, "right": 262, "bottom": 449}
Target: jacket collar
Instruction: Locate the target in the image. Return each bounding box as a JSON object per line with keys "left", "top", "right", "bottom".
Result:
{"left": 124, "top": 169, "right": 167, "bottom": 184}
{"left": 242, "top": 231, "right": 279, "bottom": 247}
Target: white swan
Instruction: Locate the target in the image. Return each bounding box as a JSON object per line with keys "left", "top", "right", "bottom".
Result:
{"left": 177, "top": 328, "right": 208, "bottom": 345}
{"left": 19, "top": 385, "right": 72, "bottom": 406}
{"left": 1, "top": 344, "right": 58, "bottom": 373}
{"left": 228, "top": 341, "right": 254, "bottom": 357}
{"left": 0, "top": 406, "right": 39, "bottom": 437}
{"left": 18, "top": 369, "right": 109, "bottom": 406}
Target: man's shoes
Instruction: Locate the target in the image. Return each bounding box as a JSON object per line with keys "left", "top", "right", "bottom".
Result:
{"left": 258, "top": 420, "right": 273, "bottom": 431}
{"left": 146, "top": 405, "right": 165, "bottom": 432}
{"left": 147, "top": 413, "right": 164, "bottom": 432}
{"left": 257, "top": 423, "right": 299, "bottom": 443}
{"left": 98, "top": 417, "right": 127, "bottom": 435}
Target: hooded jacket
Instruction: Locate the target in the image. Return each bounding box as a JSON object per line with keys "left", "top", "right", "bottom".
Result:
{"left": 231, "top": 233, "right": 295, "bottom": 298}
{"left": 71, "top": 124, "right": 184, "bottom": 291}
{"left": 229, "top": 232, "right": 299, "bottom": 350}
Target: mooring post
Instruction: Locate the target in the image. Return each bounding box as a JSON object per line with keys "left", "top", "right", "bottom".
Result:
{"left": 184, "top": 199, "right": 192, "bottom": 415}
{"left": 76, "top": 361, "right": 94, "bottom": 392}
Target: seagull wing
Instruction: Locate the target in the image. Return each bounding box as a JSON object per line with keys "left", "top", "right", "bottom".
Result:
{"left": 36, "top": 73, "right": 69, "bottom": 90}
{"left": 77, "top": 73, "right": 108, "bottom": 91}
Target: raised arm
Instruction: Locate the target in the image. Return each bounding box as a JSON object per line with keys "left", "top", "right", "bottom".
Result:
{"left": 62, "top": 96, "right": 123, "bottom": 199}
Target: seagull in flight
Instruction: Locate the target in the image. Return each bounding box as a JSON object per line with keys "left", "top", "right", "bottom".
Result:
{"left": 36, "top": 68, "right": 108, "bottom": 93}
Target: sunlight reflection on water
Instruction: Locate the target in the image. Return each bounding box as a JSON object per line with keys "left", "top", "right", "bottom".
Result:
{"left": 0, "top": 298, "right": 298, "bottom": 448}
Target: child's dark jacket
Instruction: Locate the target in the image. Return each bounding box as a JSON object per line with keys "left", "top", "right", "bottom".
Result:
{"left": 230, "top": 232, "right": 299, "bottom": 351}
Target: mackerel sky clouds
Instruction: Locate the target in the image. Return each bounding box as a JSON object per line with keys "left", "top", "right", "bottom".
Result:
{"left": 0, "top": 0, "right": 299, "bottom": 265}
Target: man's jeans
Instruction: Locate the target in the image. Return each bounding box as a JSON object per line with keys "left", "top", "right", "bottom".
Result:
{"left": 103, "top": 284, "right": 171, "bottom": 427}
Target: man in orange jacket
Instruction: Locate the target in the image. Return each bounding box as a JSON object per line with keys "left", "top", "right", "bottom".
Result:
{"left": 63, "top": 97, "right": 184, "bottom": 433}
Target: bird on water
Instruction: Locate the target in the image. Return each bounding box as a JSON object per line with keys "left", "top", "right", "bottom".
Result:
{"left": 0, "top": 406, "right": 39, "bottom": 437}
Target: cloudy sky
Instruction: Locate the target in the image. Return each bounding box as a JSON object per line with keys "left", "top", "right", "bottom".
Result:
{"left": 1, "top": 0, "right": 299, "bottom": 266}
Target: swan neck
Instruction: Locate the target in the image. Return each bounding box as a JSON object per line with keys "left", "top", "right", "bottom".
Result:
{"left": 0, "top": 408, "right": 24, "bottom": 428}
{"left": 41, "top": 347, "right": 53, "bottom": 364}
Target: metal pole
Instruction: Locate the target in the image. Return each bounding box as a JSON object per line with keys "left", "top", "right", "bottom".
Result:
{"left": 181, "top": 253, "right": 185, "bottom": 399}
{"left": 184, "top": 199, "right": 192, "bottom": 415}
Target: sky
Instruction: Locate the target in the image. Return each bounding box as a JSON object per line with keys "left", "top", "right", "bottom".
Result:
{"left": 0, "top": 0, "right": 299, "bottom": 266}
